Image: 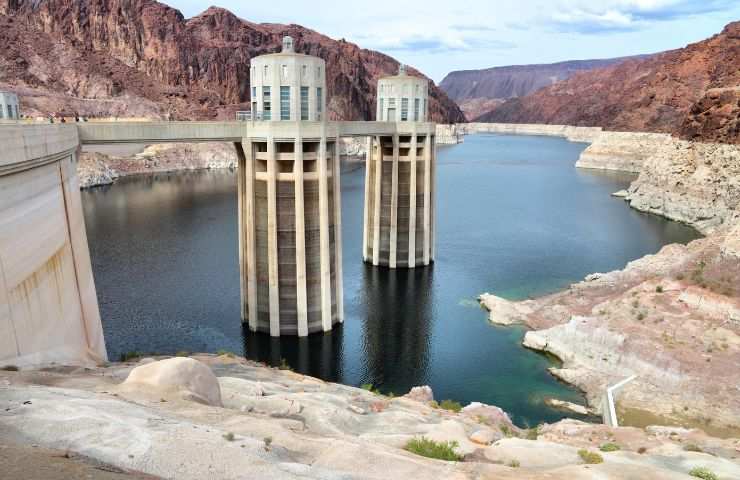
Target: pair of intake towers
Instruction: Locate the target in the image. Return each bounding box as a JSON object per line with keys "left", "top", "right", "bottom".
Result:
{"left": 238, "top": 37, "right": 436, "bottom": 336}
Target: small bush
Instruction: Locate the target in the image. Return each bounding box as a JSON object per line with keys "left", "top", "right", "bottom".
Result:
{"left": 439, "top": 399, "right": 462, "bottom": 413}
{"left": 578, "top": 449, "right": 604, "bottom": 464}
{"left": 263, "top": 436, "right": 272, "bottom": 450}
{"left": 1, "top": 365, "right": 19, "bottom": 371}
{"left": 405, "top": 437, "right": 462, "bottom": 461}
{"left": 176, "top": 350, "right": 190, "bottom": 357}
{"left": 119, "top": 351, "right": 143, "bottom": 362}
{"left": 500, "top": 425, "right": 513, "bottom": 437}
{"left": 278, "top": 358, "right": 292, "bottom": 371}
{"left": 689, "top": 467, "right": 718, "bottom": 480}
{"left": 526, "top": 427, "right": 539, "bottom": 440}
{"left": 216, "top": 349, "right": 235, "bottom": 358}
{"left": 428, "top": 400, "right": 440, "bottom": 409}
{"left": 684, "top": 444, "right": 703, "bottom": 453}
{"left": 637, "top": 312, "right": 646, "bottom": 321}
{"left": 222, "top": 432, "right": 235, "bottom": 442}
{"left": 599, "top": 442, "right": 620, "bottom": 452}
{"left": 637, "top": 447, "right": 647, "bottom": 454}
{"left": 508, "top": 459, "right": 520, "bottom": 468}
{"left": 676, "top": 273, "right": 685, "bottom": 281}
{"left": 656, "top": 285, "right": 664, "bottom": 293}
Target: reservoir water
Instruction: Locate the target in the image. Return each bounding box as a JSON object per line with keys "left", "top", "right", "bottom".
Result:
{"left": 82, "top": 133, "right": 699, "bottom": 427}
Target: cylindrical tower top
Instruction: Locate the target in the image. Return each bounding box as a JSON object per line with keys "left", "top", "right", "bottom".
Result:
{"left": 0, "top": 91, "right": 20, "bottom": 122}
{"left": 376, "top": 66, "right": 428, "bottom": 122}
{"left": 249, "top": 37, "right": 327, "bottom": 121}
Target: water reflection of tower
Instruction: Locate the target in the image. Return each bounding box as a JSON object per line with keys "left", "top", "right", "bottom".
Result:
{"left": 242, "top": 325, "right": 344, "bottom": 382}
{"left": 361, "top": 263, "right": 434, "bottom": 392}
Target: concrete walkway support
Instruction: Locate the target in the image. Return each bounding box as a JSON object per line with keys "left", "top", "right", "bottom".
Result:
{"left": 0, "top": 124, "right": 107, "bottom": 367}
{"left": 363, "top": 132, "right": 435, "bottom": 268}
{"left": 238, "top": 123, "right": 342, "bottom": 336}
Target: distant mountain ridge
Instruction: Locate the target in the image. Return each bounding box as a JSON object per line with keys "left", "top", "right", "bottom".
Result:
{"left": 0, "top": 0, "right": 465, "bottom": 122}
{"left": 475, "top": 22, "right": 740, "bottom": 144}
{"left": 440, "top": 56, "right": 649, "bottom": 120}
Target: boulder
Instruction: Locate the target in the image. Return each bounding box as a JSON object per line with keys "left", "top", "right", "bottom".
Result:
{"left": 122, "top": 357, "right": 222, "bottom": 406}
{"left": 469, "top": 428, "right": 496, "bottom": 445}
{"left": 404, "top": 386, "right": 434, "bottom": 403}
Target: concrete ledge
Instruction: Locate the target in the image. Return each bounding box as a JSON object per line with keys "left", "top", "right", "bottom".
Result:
{"left": 1, "top": 124, "right": 79, "bottom": 176}
{"left": 77, "top": 121, "right": 437, "bottom": 145}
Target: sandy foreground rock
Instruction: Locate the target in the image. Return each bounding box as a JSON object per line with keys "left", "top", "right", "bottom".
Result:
{"left": 1, "top": 356, "right": 739, "bottom": 479}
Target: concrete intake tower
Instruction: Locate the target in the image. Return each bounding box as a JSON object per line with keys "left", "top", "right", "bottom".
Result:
{"left": 363, "top": 66, "right": 435, "bottom": 267}
{"left": 239, "top": 36, "right": 343, "bottom": 337}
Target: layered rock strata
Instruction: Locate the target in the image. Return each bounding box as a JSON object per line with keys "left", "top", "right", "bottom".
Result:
{"left": 480, "top": 224, "right": 740, "bottom": 435}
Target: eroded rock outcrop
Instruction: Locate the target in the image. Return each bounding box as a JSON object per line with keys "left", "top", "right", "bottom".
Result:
{"left": 626, "top": 141, "right": 740, "bottom": 234}
{"left": 575, "top": 132, "right": 674, "bottom": 174}
{"left": 480, "top": 224, "right": 740, "bottom": 433}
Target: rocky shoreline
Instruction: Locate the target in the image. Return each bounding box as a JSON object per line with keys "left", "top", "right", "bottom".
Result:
{"left": 474, "top": 123, "right": 740, "bottom": 438}
{"left": 2, "top": 355, "right": 738, "bottom": 479}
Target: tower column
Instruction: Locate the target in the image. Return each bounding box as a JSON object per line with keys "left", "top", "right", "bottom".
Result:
{"left": 423, "top": 133, "right": 432, "bottom": 266}
{"left": 408, "top": 128, "right": 417, "bottom": 268}
{"left": 318, "top": 125, "right": 332, "bottom": 331}
{"left": 372, "top": 135, "right": 382, "bottom": 266}
{"left": 389, "top": 133, "right": 399, "bottom": 268}
{"left": 235, "top": 141, "right": 247, "bottom": 320}
{"left": 333, "top": 134, "right": 344, "bottom": 323}
{"left": 266, "top": 136, "right": 280, "bottom": 336}
{"left": 294, "top": 132, "right": 309, "bottom": 336}
{"left": 362, "top": 136, "right": 372, "bottom": 262}
{"left": 243, "top": 139, "right": 258, "bottom": 331}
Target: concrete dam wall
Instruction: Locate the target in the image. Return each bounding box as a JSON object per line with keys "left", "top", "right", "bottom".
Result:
{"left": 0, "top": 124, "right": 107, "bottom": 367}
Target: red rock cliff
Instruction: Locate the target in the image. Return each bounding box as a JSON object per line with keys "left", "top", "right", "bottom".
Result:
{"left": 0, "top": 0, "right": 465, "bottom": 123}
{"left": 476, "top": 22, "right": 740, "bottom": 144}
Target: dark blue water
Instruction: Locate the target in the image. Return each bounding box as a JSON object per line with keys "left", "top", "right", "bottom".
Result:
{"left": 81, "top": 133, "right": 699, "bottom": 427}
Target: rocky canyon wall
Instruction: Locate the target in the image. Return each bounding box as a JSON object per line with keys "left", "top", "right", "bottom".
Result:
{"left": 0, "top": 0, "right": 464, "bottom": 123}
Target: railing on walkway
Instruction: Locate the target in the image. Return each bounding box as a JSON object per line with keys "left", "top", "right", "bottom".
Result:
{"left": 602, "top": 375, "right": 637, "bottom": 427}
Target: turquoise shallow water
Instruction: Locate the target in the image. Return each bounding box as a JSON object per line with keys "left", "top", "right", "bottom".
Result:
{"left": 82, "top": 133, "right": 699, "bottom": 427}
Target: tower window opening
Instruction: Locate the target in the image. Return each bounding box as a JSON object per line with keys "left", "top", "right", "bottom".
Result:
{"left": 263, "top": 65, "right": 269, "bottom": 80}
{"left": 401, "top": 98, "right": 409, "bottom": 121}
{"left": 317, "top": 87, "right": 323, "bottom": 116}
{"left": 280, "top": 86, "right": 291, "bottom": 120}
{"left": 414, "top": 98, "right": 420, "bottom": 121}
{"left": 263, "top": 86, "right": 271, "bottom": 120}
{"left": 300, "top": 86, "right": 309, "bottom": 120}
{"left": 379, "top": 98, "right": 384, "bottom": 121}
{"left": 281, "top": 65, "right": 288, "bottom": 81}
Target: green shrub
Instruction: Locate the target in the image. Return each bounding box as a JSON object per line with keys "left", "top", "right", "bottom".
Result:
{"left": 216, "top": 349, "right": 235, "bottom": 358}
{"left": 1, "top": 365, "right": 19, "bottom": 371}
{"left": 278, "top": 358, "right": 292, "bottom": 371}
{"left": 439, "top": 399, "right": 463, "bottom": 413}
{"left": 508, "top": 459, "right": 520, "bottom": 468}
{"left": 526, "top": 427, "right": 539, "bottom": 440}
{"left": 500, "top": 425, "right": 513, "bottom": 437}
{"left": 119, "top": 351, "right": 144, "bottom": 362}
{"left": 684, "top": 444, "right": 703, "bottom": 453}
{"left": 655, "top": 285, "right": 664, "bottom": 293}
{"left": 222, "top": 432, "right": 235, "bottom": 442}
{"left": 428, "top": 400, "right": 440, "bottom": 409}
{"left": 599, "top": 442, "right": 620, "bottom": 452}
{"left": 176, "top": 351, "right": 190, "bottom": 357}
{"left": 578, "top": 449, "right": 604, "bottom": 464}
{"left": 404, "top": 437, "right": 462, "bottom": 461}
{"left": 689, "top": 467, "right": 718, "bottom": 480}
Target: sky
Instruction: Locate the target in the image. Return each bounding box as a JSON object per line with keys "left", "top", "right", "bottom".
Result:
{"left": 167, "top": 0, "right": 740, "bottom": 82}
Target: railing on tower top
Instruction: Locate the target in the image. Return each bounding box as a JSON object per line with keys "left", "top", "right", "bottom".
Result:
{"left": 235, "top": 111, "right": 324, "bottom": 122}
